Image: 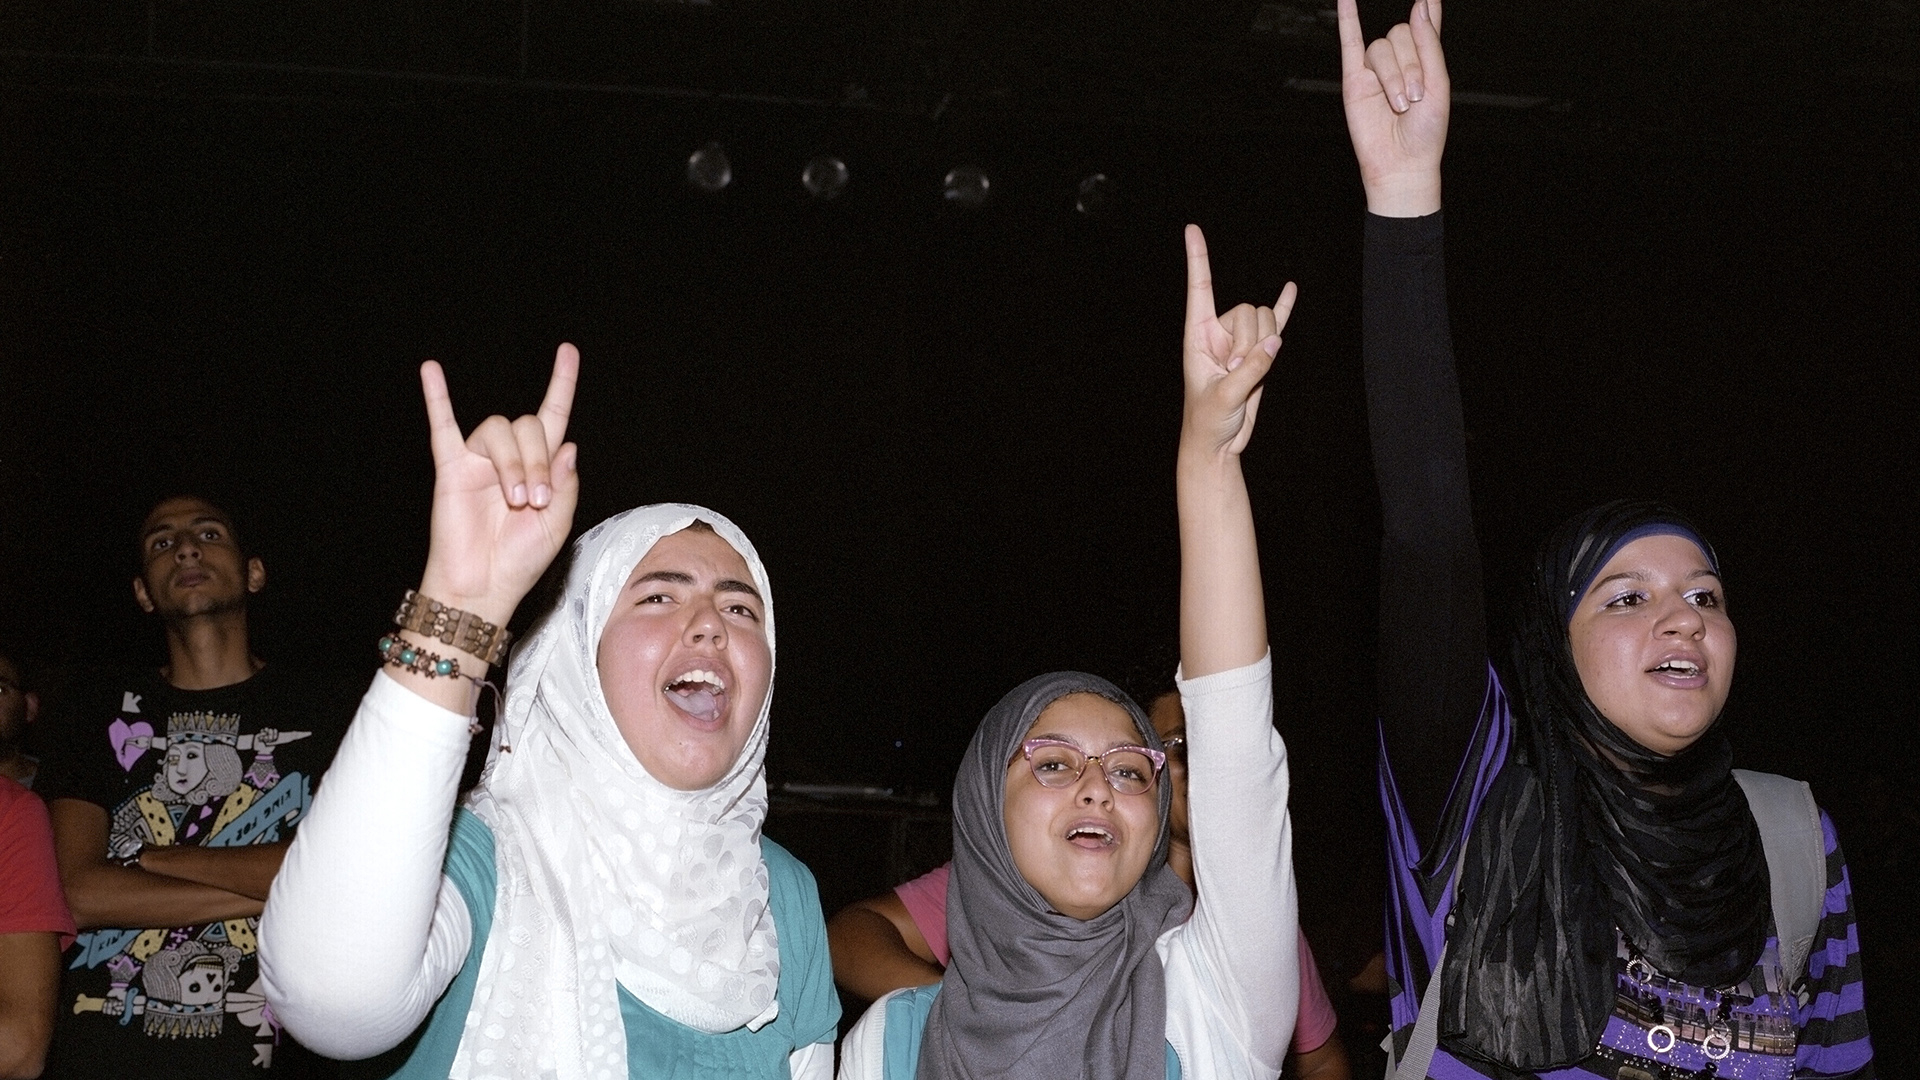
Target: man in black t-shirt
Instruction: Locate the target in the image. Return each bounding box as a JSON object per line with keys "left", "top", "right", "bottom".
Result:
{"left": 38, "top": 496, "right": 351, "bottom": 1080}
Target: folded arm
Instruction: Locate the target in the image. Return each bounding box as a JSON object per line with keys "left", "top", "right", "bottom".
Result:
{"left": 49, "top": 800, "right": 264, "bottom": 929}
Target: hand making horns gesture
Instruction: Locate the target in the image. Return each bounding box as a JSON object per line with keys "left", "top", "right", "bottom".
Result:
{"left": 415, "top": 345, "right": 582, "bottom": 636}
{"left": 1339, "top": 0, "right": 1449, "bottom": 217}
{"left": 1181, "top": 225, "right": 1298, "bottom": 458}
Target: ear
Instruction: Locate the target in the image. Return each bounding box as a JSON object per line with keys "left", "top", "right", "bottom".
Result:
{"left": 133, "top": 576, "right": 156, "bottom": 613}
{"left": 23, "top": 691, "right": 38, "bottom": 724}
{"left": 246, "top": 558, "right": 266, "bottom": 594}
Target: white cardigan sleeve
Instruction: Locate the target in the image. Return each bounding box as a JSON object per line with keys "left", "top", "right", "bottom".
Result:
{"left": 259, "top": 670, "right": 480, "bottom": 1059}
{"left": 1158, "top": 652, "right": 1297, "bottom": 1079}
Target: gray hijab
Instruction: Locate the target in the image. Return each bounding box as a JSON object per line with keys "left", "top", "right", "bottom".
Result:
{"left": 919, "top": 672, "right": 1193, "bottom": 1080}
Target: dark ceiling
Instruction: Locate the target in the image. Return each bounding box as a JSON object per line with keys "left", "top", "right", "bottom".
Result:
{"left": 4, "top": 0, "right": 1915, "bottom": 137}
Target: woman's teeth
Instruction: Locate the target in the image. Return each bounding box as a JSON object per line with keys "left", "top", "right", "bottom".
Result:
{"left": 1067, "top": 826, "right": 1115, "bottom": 846}
{"left": 665, "top": 671, "right": 727, "bottom": 722}
{"left": 666, "top": 669, "right": 726, "bottom": 691}
{"left": 1654, "top": 661, "right": 1701, "bottom": 676}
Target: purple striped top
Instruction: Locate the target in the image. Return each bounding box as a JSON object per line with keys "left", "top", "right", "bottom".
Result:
{"left": 1381, "top": 667, "right": 1875, "bottom": 1079}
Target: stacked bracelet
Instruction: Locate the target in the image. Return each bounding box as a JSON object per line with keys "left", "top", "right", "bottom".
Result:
{"left": 377, "top": 634, "right": 496, "bottom": 736}
{"left": 377, "top": 634, "right": 469, "bottom": 679}
{"left": 394, "top": 589, "right": 513, "bottom": 666}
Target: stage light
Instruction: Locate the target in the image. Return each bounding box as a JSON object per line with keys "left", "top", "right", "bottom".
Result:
{"left": 942, "top": 166, "right": 990, "bottom": 209}
{"left": 1075, "top": 173, "right": 1113, "bottom": 215}
{"left": 802, "top": 155, "right": 849, "bottom": 200}
{"left": 687, "top": 142, "right": 731, "bottom": 192}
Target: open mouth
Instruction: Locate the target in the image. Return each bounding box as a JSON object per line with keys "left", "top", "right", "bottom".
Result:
{"left": 1650, "top": 660, "right": 1702, "bottom": 677}
{"left": 664, "top": 668, "right": 728, "bottom": 724}
{"left": 1065, "top": 823, "right": 1116, "bottom": 849}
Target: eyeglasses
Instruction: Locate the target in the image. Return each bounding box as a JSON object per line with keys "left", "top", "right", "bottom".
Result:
{"left": 1018, "top": 738, "right": 1166, "bottom": 796}
{"left": 1160, "top": 735, "right": 1185, "bottom": 767}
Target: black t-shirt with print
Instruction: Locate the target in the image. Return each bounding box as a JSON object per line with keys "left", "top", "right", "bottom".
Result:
{"left": 37, "top": 663, "right": 357, "bottom": 1080}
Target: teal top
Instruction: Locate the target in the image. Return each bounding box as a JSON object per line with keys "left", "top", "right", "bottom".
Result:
{"left": 386, "top": 809, "right": 840, "bottom": 1079}
{"left": 880, "top": 984, "right": 1181, "bottom": 1080}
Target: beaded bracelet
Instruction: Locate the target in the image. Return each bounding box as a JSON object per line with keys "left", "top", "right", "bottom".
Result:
{"left": 377, "top": 634, "right": 498, "bottom": 736}
{"left": 394, "top": 590, "right": 513, "bottom": 666}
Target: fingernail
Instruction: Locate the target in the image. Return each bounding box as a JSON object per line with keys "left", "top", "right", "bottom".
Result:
{"left": 1392, "top": 93, "right": 1409, "bottom": 112}
{"left": 511, "top": 483, "right": 527, "bottom": 505}
{"left": 533, "top": 483, "right": 551, "bottom": 507}
{"left": 1408, "top": 79, "right": 1424, "bottom": 102}
{"left": 1228, "top": 354, "right": 1245, "bottom": 372}
{"left": 1262, "top": 337, "right": 1280, "bottom": 358}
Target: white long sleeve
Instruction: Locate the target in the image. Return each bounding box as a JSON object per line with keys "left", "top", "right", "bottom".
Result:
{"left": 259, "top": 670, "right": 479, "bottom": 1059}
{"left": 1160, "top": 651, "right": 1297, "bottom": 1079}
{"left": 789, "top": 1038, "right": 833, "bottom": 1080}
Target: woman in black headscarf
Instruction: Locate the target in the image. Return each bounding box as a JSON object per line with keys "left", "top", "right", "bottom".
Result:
{"left": 838, "top": 229, "right": 1302, "bottom": 1080}
{"left": 1342, "top": 1, "right": 1875, "bottom": 1076}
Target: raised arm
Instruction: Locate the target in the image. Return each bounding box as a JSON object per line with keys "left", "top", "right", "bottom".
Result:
{"left": 1163, "top": 230, "right": 1300, "bottom": 1076}
{"left": 1177, "top": 227, "right": 1294, "bottom": 678}
{"left": 260, "top": 347, "right": 581, "bottom": 1057}
{"left": 1340, "top": 0, "right": 1487, "bottom": 846}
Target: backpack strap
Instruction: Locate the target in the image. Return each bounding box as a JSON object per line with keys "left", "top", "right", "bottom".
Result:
{"left": 1383, "top": 940, "right": 1447, "bottom": 1080}
{"left": 1386, "top": 774, "right": 1824, "bottom": 1079}
{"left": 1732, "top": 769, "right": 1826, "bottom": 987}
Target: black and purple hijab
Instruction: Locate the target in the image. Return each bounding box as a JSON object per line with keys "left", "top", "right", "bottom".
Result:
{"left": 1391, "top": 500, "right": 1771, "bottom": 1072}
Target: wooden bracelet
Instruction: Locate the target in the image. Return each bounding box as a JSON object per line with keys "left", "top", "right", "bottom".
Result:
{"left": 394, "top": 589, "right": 513, "bottom": 665}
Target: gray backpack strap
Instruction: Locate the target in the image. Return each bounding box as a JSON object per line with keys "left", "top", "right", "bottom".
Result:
{"left": 1732, "top": 768, "right": 1826, "bottom": 986}
{"left": 1384, "top": 940, "right": 1447, "bottom": 1079}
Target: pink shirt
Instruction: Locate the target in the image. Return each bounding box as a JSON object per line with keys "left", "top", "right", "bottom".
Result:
{"left": 895, "top": 862, "right": 1338, "bottom": 1054}
{"left": 0, "top": 775, "right": 76, "bottom": 948}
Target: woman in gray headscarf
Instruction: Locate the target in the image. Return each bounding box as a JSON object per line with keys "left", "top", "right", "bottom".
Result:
{"left": 837, "top": 233, "right": 1302, "bottom": 1080}
{"left": 260, "top": 348, "right": 840, "bottom": 1080}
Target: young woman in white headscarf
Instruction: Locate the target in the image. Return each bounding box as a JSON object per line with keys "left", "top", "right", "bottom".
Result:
{"left": 835, "top": 235, "right": 1302, "bottom": 1080}
{"left": 259, "top": 348, "right": 840, "bottom": 1079}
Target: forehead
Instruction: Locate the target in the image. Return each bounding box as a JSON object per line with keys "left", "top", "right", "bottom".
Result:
{"left": 624, "top": 527, "right": 753, "bottom": 583}
{"left": 141, "top": 498, "right": 236, "bottom": 536}
{"left": 1146, "top": 692, "right": 1183, "bottom": 738}
{"left": 1589, "top": 532, "right": 1718, "bottom": 583}
{"left": 1023, "top": 692, "right": 1142, "bottom": 748}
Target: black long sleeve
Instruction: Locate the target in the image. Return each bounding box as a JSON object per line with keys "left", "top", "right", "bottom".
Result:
{"left": 1363, "top": 211, "right": 1488, "bottom": 851}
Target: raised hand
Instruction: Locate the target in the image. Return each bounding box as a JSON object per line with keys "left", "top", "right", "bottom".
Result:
{"left": 1181, "top": 225, "right": 1298, "bottom": 459}
{"left": 1338, "top": 0, "right": 1448, "bottom": 217}
{"left": 416, "top": 345, "right": 581, "bottom": 631}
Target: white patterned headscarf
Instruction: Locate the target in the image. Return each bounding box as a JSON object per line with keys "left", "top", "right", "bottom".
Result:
{"left": 451, "top": 504, "right": 780, "bottom": 1080}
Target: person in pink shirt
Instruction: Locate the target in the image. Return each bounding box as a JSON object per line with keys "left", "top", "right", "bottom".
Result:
{"left": 829, "top": 689, "right": 1350, "bottom": 1079}
{"left": 0, "top": 773, "right": 76, "bottom": 1078}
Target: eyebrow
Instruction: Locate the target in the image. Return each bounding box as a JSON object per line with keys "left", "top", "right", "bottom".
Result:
{"left": 1027, "top": 732, "right": 1148, "bottom": 752}
{"left": 1589, "top": 567, "right": 1722, "bottom": 591}
{"left": 630, "top": 570, "right": 763, "bottom": 601}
